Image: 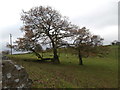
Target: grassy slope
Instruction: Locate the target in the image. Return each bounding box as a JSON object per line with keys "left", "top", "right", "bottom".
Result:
{"left": 8, "top": 45, "right": 118, "bottom": 88}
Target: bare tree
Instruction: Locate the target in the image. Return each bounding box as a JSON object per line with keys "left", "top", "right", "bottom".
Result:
{"left": 70, "top": 27, "right": 104, "bottom": 65}
{"left": 19, "top": 6, "right": 75, "bottom": 64}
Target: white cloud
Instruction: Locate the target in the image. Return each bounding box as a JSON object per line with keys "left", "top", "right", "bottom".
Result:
{"left": 0, "top": 0, "right": 118, "bottom": 51}
{"left": 91, "top": 25, "right": 118, "bottom": 44}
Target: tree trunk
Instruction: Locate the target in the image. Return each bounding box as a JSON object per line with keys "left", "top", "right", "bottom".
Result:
{"left": 48, "top": 35, "right": 60, "bottom": 64}
{"left": 34, "top": 51, "right": 43, "bottom": 59}
{"left": 78, "top": 49, "right": 83, "bottom": 65}
{"left": 53, "top": 48, "right": 60, "bottom": 64}
{"left": 30, "top": 49, "right": 43, "bottom": 60}
{"left": 51, "top": 40, "right": 60, "bottom": 64}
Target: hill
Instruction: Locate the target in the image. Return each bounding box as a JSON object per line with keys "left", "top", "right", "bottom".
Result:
{"left": 8, "top": 45, "right": 118, "bottom": 88}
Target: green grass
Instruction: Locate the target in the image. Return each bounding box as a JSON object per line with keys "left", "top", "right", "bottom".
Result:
{"left": 8, "top": 45, "right": 118, "bottom": 88}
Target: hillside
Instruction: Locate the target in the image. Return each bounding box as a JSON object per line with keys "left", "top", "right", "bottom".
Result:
{"left": 8, "top": 45, "right": 118, "bottom": 88}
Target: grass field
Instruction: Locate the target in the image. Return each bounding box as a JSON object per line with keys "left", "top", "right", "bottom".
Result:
{"left": 8, "top": 45, "right": 118, "bottom": 88}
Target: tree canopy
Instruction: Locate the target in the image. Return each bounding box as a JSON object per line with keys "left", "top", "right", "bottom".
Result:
{"left": 15, "top": 6, "right": 77, "bottom": 63}
{"left": 10, "top": 6, "right": 106, "bottom": 65}
{"left": 69, "top": 27, "right": 104, "bottom": 65}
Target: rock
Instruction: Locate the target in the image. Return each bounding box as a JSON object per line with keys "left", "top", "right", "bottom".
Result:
{"left": 2, "top": 60, "right": 32, "bottom": 89}
{"left": 2, "top": 56, "right": 9, "bottom": 60}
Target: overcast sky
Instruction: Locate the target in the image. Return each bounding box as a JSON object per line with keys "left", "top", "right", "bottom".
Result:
{"left": 0, "top": 0, "right": 118, "bottom": 51}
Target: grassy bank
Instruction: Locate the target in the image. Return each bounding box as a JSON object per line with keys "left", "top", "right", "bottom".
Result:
{"left": 8, "top": 45, "right": 118, "bottom": 88}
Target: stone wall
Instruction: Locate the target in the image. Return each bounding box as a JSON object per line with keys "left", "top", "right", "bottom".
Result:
{"left": 2, "top": 60, "right": 32, "bottom": 89}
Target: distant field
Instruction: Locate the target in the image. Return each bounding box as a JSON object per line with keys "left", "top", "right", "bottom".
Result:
{"left": 8, "top": 45, "right": 118, "bottom": 88}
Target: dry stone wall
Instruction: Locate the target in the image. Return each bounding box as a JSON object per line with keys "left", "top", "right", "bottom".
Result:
{"left": 2, "top": 60, "right": 32, "bottom": 89}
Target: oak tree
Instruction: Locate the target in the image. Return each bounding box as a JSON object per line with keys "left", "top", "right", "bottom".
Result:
{"left": 19, "top": 6, "right": 75, "bottom": 63}
{"left": 70, "top": 27, "right": 104, "bottom": 65}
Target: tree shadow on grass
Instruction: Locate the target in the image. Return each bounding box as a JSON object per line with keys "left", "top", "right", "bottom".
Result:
{"left": 23, "top": 58, "right": 54, "bottom": 64}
